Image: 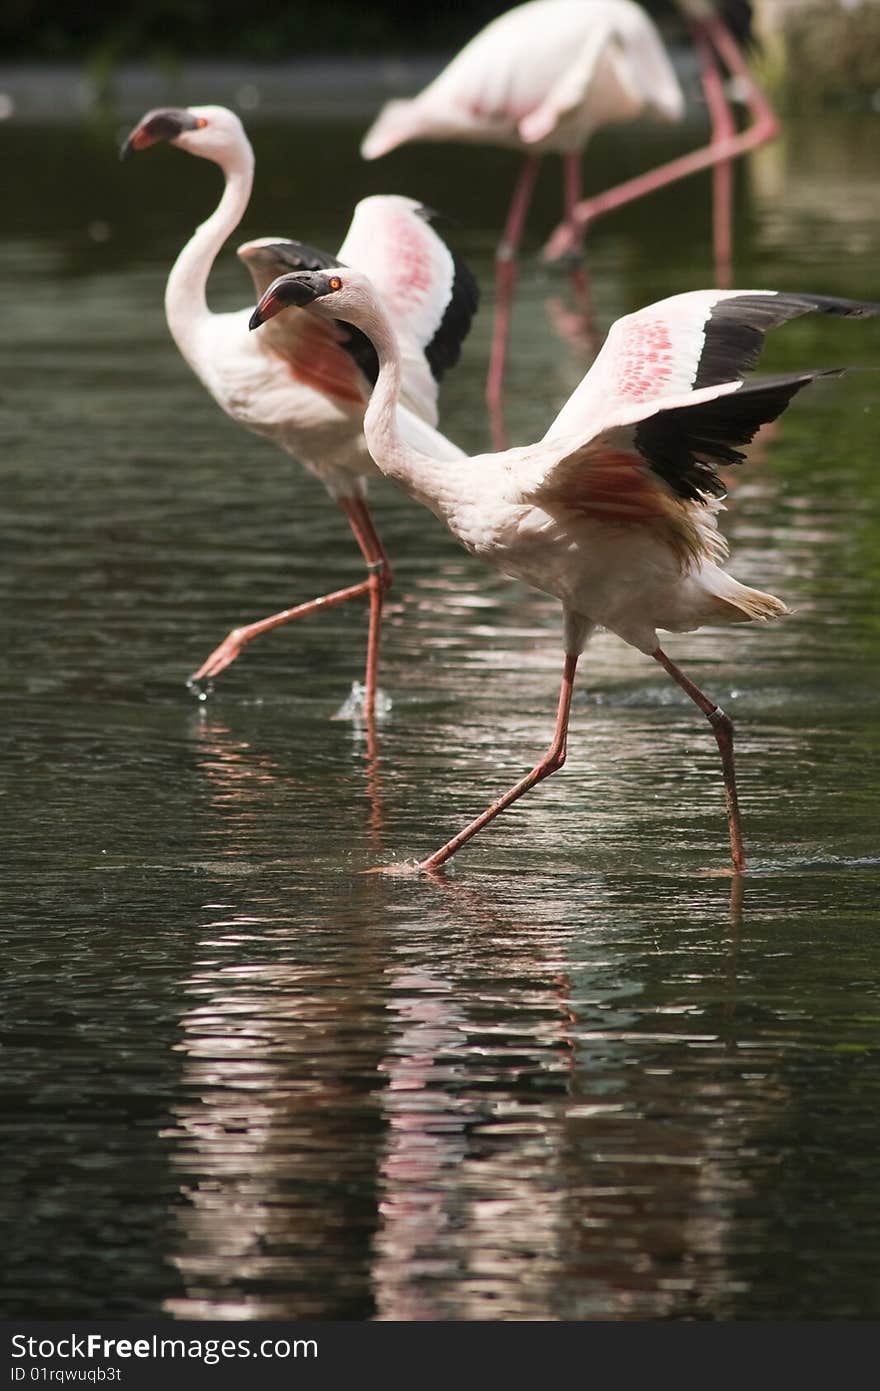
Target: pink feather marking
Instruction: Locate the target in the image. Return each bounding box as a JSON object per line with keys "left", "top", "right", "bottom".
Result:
{"left": 384, "top": 211, "right": 434, "bottom": 316}
{"left": 271, "top": 316, "right": 367, "bottom": 406}
{"left": 614, "top": 318, "right": 675, "bottom": 401}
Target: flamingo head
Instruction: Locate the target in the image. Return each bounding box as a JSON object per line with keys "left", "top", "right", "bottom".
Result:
{"left": 249, "top": 269, "right": 376, "bottom": 332}
{"left": 120, "top": 105, "right": 247, "bottom": 163}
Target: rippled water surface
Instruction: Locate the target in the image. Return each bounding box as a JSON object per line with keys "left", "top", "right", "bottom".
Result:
{"left": 3, "top": 98, "right": 880, "bottom": 1320}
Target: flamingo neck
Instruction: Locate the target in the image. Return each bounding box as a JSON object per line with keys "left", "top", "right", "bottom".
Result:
{"left": 164, "top": 141, "right": 254, "bottom": 368}
{"left": 359, "top": 300, "right": 454, "bottom": 512}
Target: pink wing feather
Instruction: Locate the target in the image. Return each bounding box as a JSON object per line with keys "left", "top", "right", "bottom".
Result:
{"left": 544, "top": 287, "right": 878, "bottom": 443}
{"left": 338, "top": 195, "right": 477, "bottom": 424}
{"left": 543, "top": 289, "right": 762, "bottom": 441}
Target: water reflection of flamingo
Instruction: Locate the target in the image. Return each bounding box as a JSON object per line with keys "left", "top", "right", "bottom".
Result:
{"left": 191, "top": 699, "right": 388, "bottom": 861}
{"left": 161, "top": 865, "right": 753, "bottom": 1318}
{"left": 120, "top": 105, "right": 477, "bottom": 718}
{"left": 361, "top": 1, "right": 778, "bottom": 412}
{"left": 371, "top": 869, "right": 747, "bottom": 1319}
{"left": 252, "top": 270, "right": 877, "bottom": 873}
{"left": 372, "top": 946, "right": 576, "bottom": 1318}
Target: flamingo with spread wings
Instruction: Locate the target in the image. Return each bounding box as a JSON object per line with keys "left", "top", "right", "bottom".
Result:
{"left": 251, "top": 267, "right": 877, "bottom": 872}
{"left": 362, "top": 0, "right": 777, "bottom": 411}
{"left": 121, "top": 105, "right": 478, "bottom": 716}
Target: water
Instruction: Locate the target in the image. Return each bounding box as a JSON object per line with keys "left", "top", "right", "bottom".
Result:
{"left": 2, "top": 98, "right": 880, "bottom": 1321}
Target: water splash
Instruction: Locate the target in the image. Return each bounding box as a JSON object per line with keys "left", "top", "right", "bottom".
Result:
{"left": 332, "top": 680, "right": 393, "bottom": 722}
{"left": 186, "top": 674, "right": 213, "bottom": 703}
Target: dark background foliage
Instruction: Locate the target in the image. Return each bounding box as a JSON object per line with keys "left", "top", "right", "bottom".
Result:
{"left": 4, "top": 0, "right": 683, "bottom": 60}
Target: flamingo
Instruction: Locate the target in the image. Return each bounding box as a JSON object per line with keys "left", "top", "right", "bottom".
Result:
{"left": 361, "top": 0, "right": 778, "bottom": 412}
{"left": 120, "top": 104, "right": 478, "bottom": 717}
{"left": 250, "top": 267, "right": 877, "bottom": 873}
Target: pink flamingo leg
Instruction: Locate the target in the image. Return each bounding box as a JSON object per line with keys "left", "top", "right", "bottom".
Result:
{"left": 542, "top": 17, "right": 779, "bottom": 263}
{"left": 562, "top": 149, "right": 595, "bottom": 305}
{"left": 694, "top": 24, "right": 736, "bottom": 287}
{"left": 562, "top": 150, "right": 586, "bottom": 264}
{"left": 545, "top": 149, "right": 601, "bottom": 354}
{"left": 654, "top": 647, "right": 745, "bottom": 873}
{"left": 188, "top": 495, "right": 392, "bottom": 710}
{"left": 419, "top": 652, "right": 578, "bottom": 872}
{"left": 486, "top": 154, "right": 540, "bottom": 425}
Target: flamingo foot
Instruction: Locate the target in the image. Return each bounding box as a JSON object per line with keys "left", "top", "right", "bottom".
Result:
{"left": 186, "top": 673, "right": 215, "bottom": 702}
{"left": 542, "top": 222, "right": 589, "bottom": 265}
{"left": 361, "top": 860, "right": 425, "bottom": 877}
{"left": 188, "top": 629, "right": 246, "bottom": 688}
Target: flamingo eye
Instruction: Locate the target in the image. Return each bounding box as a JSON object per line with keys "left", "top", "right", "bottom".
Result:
{"left": 195, "top": 117, "right": 208, "bottom": 129}
{"left": 329, "top": 276, "right": 342, "bottom": 291}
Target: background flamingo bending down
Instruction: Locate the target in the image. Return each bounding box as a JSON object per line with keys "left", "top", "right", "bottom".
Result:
{"left": 121, "top": 105, "right": 478, "bottom": 718}
{"left": 251, "top": 267, "right": 877, "bottom": 873}
{"left": 361, "top": 0, "right": 778, "bottom": 411}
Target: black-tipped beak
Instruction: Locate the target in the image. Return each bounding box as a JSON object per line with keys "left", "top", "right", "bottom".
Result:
{"left": 249, "top": 271, "right": 337, "bottom": 329}
{"left": 120, "top": 108, "right": 202, "bottom": 161}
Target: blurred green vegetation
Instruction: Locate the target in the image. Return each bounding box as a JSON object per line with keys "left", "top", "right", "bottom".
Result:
{"left": 8, "top": 1, "right": 523, "bottom": 58}
{"left": 5, "top": 0, "right": 683, "bottom": 60}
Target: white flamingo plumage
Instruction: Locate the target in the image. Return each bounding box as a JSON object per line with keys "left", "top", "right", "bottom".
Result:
{"left": 250, "top": 266, "right": 878, "bottom": 873}
{"left": 362, "top": 0, "right": 778, "bottom": 411}
{"left": 121, "top": 104, "right": 478, "bottom": 716}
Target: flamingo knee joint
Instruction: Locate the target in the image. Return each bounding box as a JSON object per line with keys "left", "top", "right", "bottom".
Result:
{"left": 708, "top": 705, "right": 732, "bottom": 731}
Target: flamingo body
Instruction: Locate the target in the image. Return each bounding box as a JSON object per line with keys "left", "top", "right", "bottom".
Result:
{"left": 362, "top": 0, "right": 684, "bottom": 159}
{"left": 251, "top": 268, "right": 877, "bottom": 869}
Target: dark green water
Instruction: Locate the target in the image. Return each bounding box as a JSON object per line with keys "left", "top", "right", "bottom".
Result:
{"left": 2, "top": 101, "right": 880, "bottom": 1320}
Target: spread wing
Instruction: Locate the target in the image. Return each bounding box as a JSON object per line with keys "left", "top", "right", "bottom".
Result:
{"left": 238, "top": 200, "right": 479, "bottom": 424}
{"left": 545, "top": 290, "right": 878, "bottom": 443}
{"left": 337, "top": 195, "right": 479, "bottom": 424}
{"left": 530, "top": 282, "right": 880, "bottom": 561}
{"left": 526, "top": 370, "right": 841, "bottom": 567}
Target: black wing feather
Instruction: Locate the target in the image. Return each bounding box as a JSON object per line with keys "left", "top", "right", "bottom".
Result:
{"left": 423, "top": 252, "right": 480, "bottom": 383}
{"left": 695, "top": 293, "right": 879, "bottom": 392}
{"left": 636, "top": 369, "right": 843, "bottom": 503}
{"left": 238, "top": 238, "right": 340, "bottom": 278}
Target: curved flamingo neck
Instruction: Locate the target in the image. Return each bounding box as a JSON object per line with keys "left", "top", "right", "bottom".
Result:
{"left": 361, "top": 303, "right": 413, "bottom": 468}
{"left": 357, "top": 297, "right": 456, "bottom": 511}
{"left": 164, "top": 138, "right": 255, "bottom": 368}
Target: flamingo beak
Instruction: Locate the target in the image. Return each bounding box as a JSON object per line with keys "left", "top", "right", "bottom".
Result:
{"left": 249, "top": 272, "right": 336, "bottom": 329}
{"left": 120, "top": 108, "right": 203, "bottom": 161}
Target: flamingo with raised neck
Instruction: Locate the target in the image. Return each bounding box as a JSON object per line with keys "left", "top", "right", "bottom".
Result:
{"left": 121, "top": 104, "right": 478, "bottom": 717}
